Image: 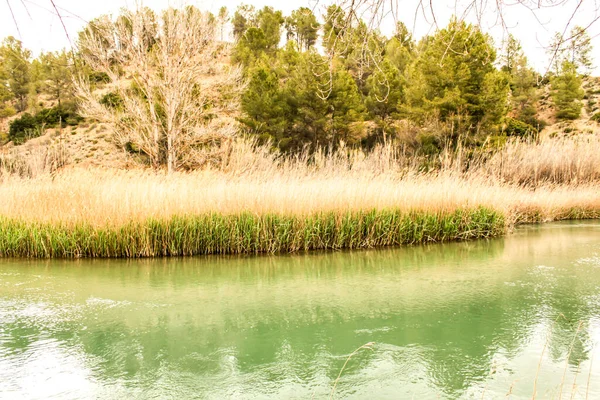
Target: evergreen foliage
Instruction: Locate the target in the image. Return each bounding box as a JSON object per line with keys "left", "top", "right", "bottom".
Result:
{"left": 0, "top": 37, "right": 31, "bottom": 112}
{"left": 549, "top": 26, "right": 593, "bottom": 75}
{"left": 231, "top": 7, "right": 591, "bottom": 154}
{"left": 551, "top": 61, "right": 584, "bottom": 120}
{"left": 285, "top": 8, "right": 320, "bottom": 51}
{"left": 8, "top": 104, "right": 82, "bottom": 144}
{"left": 504, "top": 117, "right": 537, "bottom": 137}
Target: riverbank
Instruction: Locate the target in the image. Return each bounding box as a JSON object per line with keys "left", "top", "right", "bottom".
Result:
{"left": 0, "top": 208, "right": 503, "bottom": 258}
{"left": 0, "top": 173, "right": 597, "bottom": 258}
{"left": 1, "top": 138, "right": 600, "bottom": 258}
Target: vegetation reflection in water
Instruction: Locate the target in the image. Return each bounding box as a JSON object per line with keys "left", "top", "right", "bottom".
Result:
{"left": 1, "top": 222, "right": 600, "bottom": 399}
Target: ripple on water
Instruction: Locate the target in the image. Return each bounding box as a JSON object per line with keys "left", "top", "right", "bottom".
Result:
{"left": 575, "top": 255, "right": 600, "bottom": 267}
{"left": 86, "top": 297, "right": 132, "bottom": 309}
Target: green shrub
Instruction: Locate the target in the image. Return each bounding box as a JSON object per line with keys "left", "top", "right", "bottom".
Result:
{"left": 8, "top": 105, "right": 83, "bottom": 145}
{"left": 99, "top": 92, "right": 124, "bottom": 110}
{"left": 36, "top": 107, "right": 65, "bottom": 126}
{"left": 66, "top": 117, "right": 81, "bottom": 126}
{"left": 504, "top": 117, "right": 538, "bottom": 137}
{"left": 0, "top": 105, "right": 16, "bottom": 119}
{"left": 88, "top": 71, "right": 110, "bottom": 84}
{"left": 417, "top": 132, "right": 441, "bottom": 155}
{"left": 591, "top": 112, "right": 600, "bottom": 123}
{"left": 556, "top": 107, "right": 582, "bottom": 121}
{"left": 8, "top": 113, "right": 41, "bottom": 144}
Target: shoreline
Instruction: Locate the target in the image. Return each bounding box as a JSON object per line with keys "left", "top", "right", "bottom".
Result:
{"left": 0, "top": 208, "right": 505, "bottom": 258}
{"left": 0, "top": 207, "right": 599, "bottom": 258}
{"left": 1, "top": 209, "right": 599, "bottom": 259}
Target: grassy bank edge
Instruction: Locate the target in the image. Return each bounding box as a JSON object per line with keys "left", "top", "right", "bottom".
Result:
{"left": 3, "top": 206, "right": 600, "bottom": 259}
{"left": 0, "top": 208, "right": 505, "bottom": 258}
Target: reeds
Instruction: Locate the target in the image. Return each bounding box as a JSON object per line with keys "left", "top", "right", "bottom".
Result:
{"left": 477, "top": 136, "right": 600, "bottom": 186}
{"left": 0, "top": 135, "right": 598, "bottom": 258}
{"left": 0, "top": 208, "right": 504, "bottom": 258}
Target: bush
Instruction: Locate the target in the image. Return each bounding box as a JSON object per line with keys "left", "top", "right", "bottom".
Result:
{"left": 556, "top": 107, "right": 582, "bottom": 121}
{"left": 8, "top": 105, "right": 83, "bottom": 145}
{"left": 0, "top": 105, "right": 16, "bottom": 119}
{"left": 591, "top": 112, "right": 600, "bottom": 123}
{"left": 36, "top": 103, "right": 83, "bottom": 127}
{"left": 100, "top": 92, "right": 124, "bottom": 110}
{"left": 8, "top": 113, "right": 41, "bottom": 144}
{"left": 36, "top": 107, "right": 64, "bottom": 126}
{"left": 88, "top": 71, "right": 110, "bottom": 84}
{"left": 504, "top": 117, "right": 538, "bottom": 137}
{"left": 417, "top": 132, "right": 441, "bottom": 155}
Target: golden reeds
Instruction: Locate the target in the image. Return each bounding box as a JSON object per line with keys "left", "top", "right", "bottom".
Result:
{"left": 0, "top": 135, "right": 598, "bottom": 257}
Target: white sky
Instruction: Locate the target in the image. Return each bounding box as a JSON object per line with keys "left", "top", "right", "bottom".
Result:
{"left": 1, "top": 0, "right": 599, "bottom": 73}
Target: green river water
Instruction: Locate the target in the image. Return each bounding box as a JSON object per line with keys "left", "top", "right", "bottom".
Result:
{"left": 2, "top": 222, "right": 600, "bottom": 399}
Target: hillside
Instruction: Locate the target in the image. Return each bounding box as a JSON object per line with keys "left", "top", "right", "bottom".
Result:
{"left": 0, "top": 6, "right": 598, "bottom": 174}
{"left": 538, "top": 76, "right": 600, "bottom": 138}
{"left": 1, "top": 75, "right": 599, "bottom": 175}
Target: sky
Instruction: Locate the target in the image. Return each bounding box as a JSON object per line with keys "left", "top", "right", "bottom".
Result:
{"left": 1, "top": 0, "right": 599, "bottom": 73}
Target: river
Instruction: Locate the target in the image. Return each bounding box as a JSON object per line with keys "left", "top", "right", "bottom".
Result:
{"left": 2, "top": 222, "right": 600, "bottom": 399}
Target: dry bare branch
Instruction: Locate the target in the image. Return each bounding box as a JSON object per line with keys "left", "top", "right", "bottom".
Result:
{"left": 75, "top": 6, "right": 243, "bottom": 172}
{"left": 316, "top": 0, "right": 600, "bottom": 92}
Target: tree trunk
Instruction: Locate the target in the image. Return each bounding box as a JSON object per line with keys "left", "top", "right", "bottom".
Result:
{"left": 167, "top": 134, "right": 175, "bottom": 173}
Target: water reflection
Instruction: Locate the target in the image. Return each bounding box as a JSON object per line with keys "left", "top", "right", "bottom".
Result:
{"left": 1, "top": 221, "right": 600, "bottom": 399}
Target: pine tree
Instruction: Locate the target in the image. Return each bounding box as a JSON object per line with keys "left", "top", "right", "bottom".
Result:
{"left": 39, "top": 50, "right": 73, "bottom": 106}
{"left": 480, "top": 70, "right": 510, "bottom": 129}
{"left": 233, "top": 27, "right": 269, "bottom": 67}
{"left": 255, "top": 7, "right": 284, "bottom": 52}
{"left": 365, "top": 59, "right": 404, "bottom": 126}
{"left": 499, "top": 34, "right": 523, "bottom": 75}
{"left": 232, "top": 5, "right": 255, "bottom": 41}
{"left": 285, "top": 8, "right": 320, "bottom": 51}
{"left": 232, "top": 6, "right": 284, "bottom": 69}
{"left": 323, "top": 5, "right": 346, "bottom": 55}
{"left": 0, "top": 36, "right": 31, "bottom": 112}
{"left": 510, "top": 55, "right": 539, "bottom": 126}
{"left": 282, "top": 50, "right": 330, "bottom": 150}
{"left": 406, "top": 19, "right": 502, "bottom": 133}
{"left": 385, "top": 26, "right": 414, "bottom": 74}
{"left": 240, "top": 59, "right": 290, "bottom": 146}
{"left": 498, "top": 35, "right": 540, "bottom": 127}
{"left": 551, "top": 60, "right": 584, "bottom": 120}
{"left": 329, "top": 67, "right": 365, "bottom": 145}
{"left": 0, "top": 66, "right": 15, "bottom": 118}
{"left": 549, "top": 26, "right": 593, "bottom": 75}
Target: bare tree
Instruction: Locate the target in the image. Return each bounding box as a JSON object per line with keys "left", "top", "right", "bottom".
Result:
{"left": 75, "top": 7, "right": 242, "bottom": 173}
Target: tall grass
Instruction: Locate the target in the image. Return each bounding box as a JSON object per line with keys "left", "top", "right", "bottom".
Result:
{"left": 0, "top": 208, "right": 503, "bottom": 258}
{"left": 477, "top": 136, "right": 600, "bottom": 186}
{"left": 0, "top": 135, "right": 599, "bottom": 257}
{"left": 0, "top": 138, "right": 69, "bottom": 178}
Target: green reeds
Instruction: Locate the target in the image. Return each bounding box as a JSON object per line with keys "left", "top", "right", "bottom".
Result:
{"left": 0, "top": 207, "right": 505, "bottom": 258}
